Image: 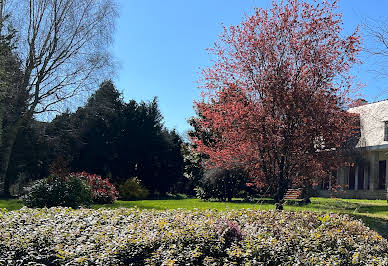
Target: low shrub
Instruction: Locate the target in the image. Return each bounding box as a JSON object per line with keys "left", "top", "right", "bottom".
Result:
{"left": 0, "top": 208, "right": 387, "bottom": 265}
{"left": 195, "top": 168, "right": 247, "bottom": 202}
{"left": 21, "top": 175, "right": 93, "bottom": 208}
{"left": 71, "top": 172, "right": 119, "bottom": 204}
{"left": 21, "top": 172, "right": 119, "bottom": 207}
{"left": 119, "top": 177, "right": 149, "bottom": 200}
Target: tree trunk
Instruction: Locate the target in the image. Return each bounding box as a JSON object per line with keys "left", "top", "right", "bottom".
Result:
{"left": 0, "top": 105, "right": 2, "bottom": 155}
{"left": 274, "top": 183, "right": 288, "bottom": 203}
{"left": 274, "top": 157, "right": 288, "bottom": 203}
{"left": 0, "top": 117, "right": 24, "bottom": 197}
{"left": 274, "top": 174, "right": 288, "bottom": 203}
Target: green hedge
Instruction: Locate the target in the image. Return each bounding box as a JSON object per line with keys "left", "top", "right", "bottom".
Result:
{"left": 0, "top": 208, "right": 387, "bottom": 265}
{"left": 119, "top": 177, "right": 149, "bottom": 200}
{"left": 20, "top": 175, "right": 93, "bottom": 208}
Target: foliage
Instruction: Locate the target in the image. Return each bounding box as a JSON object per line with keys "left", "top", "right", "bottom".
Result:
{"left": 180, "top": 142, "right": 205, "bottom": 195}
{"left": 192, "top": 0, "right": 361, "bottom": 202}
{"left": 0, "top": 19, "right": 26, "bottom": 196}
{"left": 0, "top": 208, "right": 387, "bottom": 265}
{"left": 71, "top": 172, "right": 119, "bottom": 204}
{"left": 195, "top": 168, "right": 248, "bottom": 201}
{"left": 2, "top": 197, "right": 388, "bottom": 238}
{"left": 20, "top": 175, "right": 93, "bottom": 209}
{"left": 6, "top": 121, "right": 49, "bottom": 188}
{"left": 44, "top": 81, "right": 185, "bottom": 195}
{"left": 5, "top": 81, "right": 186, "bottom": 197}
{"left": 119, "top": 177, "right": 149, "bottom": 201}
{"left": 0, "top": 0, "right": 118, "bottom": 197}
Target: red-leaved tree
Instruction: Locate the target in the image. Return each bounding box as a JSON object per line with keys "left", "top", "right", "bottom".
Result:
{"left": 192, "top": 0, "right": 361, "bottom": 202}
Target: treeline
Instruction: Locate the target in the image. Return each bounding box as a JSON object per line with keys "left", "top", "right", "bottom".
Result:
{"left": 0, "top": 1, "right": 250, "bottom": 200}
{"left": 7, "top": 81, "right": 187, "bottom": 196}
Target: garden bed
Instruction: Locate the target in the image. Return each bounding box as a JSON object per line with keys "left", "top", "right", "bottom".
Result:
{"left": 0, "top": 207, "right": 387, "bottom": 265}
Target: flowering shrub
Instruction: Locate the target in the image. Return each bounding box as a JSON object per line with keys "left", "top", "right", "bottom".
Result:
{"left": 119, "top": 177, "right": 149, "bottom": 200}
{"left": 0, "top": 208, "right": 387, "bottom": 265}
{"left": 70, "top": 172, "right": 119, "bottom": 204}
{"left": 21, "top": 175, "right": 93, "bottom": 208}
{"left": 216, "top": 220, "right": 244, "bottom": 248}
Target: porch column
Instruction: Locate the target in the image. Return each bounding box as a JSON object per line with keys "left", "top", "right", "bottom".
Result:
{"left": 355, "top": 166, "right": 359, "bottom": 191}
{"left": 338, "top": 167, "right": 347, "bottom": 189}
{"left": 386, "top": 158, "right": 388, "bottom": 201}
{"left": 364, "top": 166, "right": 369, "bottom": 190}
{"left": 344, "top": 167, "right": 349, "bottom": 190}
{"left": 370, "top": 152, "right": 378, "bottom": 191}
{"left": 336, "top": 168, "right": 342, "bottom": 187}
{"left": 328, "top": 174, "right": 332, "bottom": 190}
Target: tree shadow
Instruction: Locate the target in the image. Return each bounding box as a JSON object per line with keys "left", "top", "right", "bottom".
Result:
{"left": 357, "top": 205, "right": 388, "bottom": 214}
{"left": 351, "top": 214, "right": 388, "bottom": 239}
{"left": 227, "top": 198, "right": 275, "bottom": 204}
{"left": 93, "top": 201, "right": 165, "bottom": 210}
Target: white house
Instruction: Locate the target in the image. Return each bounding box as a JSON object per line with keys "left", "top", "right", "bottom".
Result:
{"left": 318, "top": 99, "right": 388, "bottom": 199}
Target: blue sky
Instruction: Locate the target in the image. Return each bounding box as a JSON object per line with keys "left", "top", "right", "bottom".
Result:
{"left": 111, "top": 0, "right": 388, "bottom": 136}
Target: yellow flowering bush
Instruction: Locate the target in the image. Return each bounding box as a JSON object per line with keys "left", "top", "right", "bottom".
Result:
{"left": 0, "top": 208, "right": 387, "bottom": 265}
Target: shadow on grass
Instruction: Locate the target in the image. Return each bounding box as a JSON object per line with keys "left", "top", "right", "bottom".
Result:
{"left": 351, "top": 214, "right": 388, "bottom": 239}
{"left": 212, "top": 198, "right": 275, "bottom": 204}
{"left": 93, "top": 201, "right": 165, "bottom": 210}
{"left": 311, "top": 200, "right": 362, "bottom": 210}
{"left": 357, "top": 205, "right": 388, "bottom": 214}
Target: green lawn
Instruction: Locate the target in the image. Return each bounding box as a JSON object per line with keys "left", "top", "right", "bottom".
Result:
{"left": 2, "top": 197, "right": 388, "bottom": 238}
{"left": 0, "top": 198, "right": 24, "bottom": 210}
{"left": 93, "top": 198, "right": 275, "bottom": 211}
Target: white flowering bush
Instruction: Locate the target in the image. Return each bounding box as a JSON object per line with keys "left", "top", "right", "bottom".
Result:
{"left": 0, "top": 208, "right": 387, "bottom": 265}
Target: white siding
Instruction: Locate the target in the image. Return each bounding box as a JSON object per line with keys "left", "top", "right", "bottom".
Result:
{"left": 348, "top": 100, "right": 388, "bottom": 148}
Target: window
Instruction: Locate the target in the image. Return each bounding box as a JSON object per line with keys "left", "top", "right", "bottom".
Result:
{"left": 385, "top": 121, "right": 388, "bottom": 141}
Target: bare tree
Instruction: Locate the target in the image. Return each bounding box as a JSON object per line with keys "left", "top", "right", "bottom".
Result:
{"left": 0, "top": 0, "right": 5, "bottom": 148}
{"left": 0, "top": 0, "right": 118, "bottom": 196}
{"left": 363, "top": 17, "right": 388, "bottom": 97}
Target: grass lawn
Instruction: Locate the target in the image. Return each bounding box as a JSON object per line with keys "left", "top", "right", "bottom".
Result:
{"left": 0, "top": 198, "right": 24, "bottom": 210}
{"left": 2, "top": 197, "right": 388, "bottom": 238}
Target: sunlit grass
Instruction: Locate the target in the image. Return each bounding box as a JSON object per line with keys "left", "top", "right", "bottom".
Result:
{"left": 93, "top": 198, "right": 275, "bottom": 211}
{"left": 0, "top": 199, "right": 23, "bottom": 210}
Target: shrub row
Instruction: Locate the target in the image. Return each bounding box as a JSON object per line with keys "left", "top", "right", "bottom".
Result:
{"left": 21, "top": 173, "right": 118, "bottom": 208}
{"left": 0, "top": 208, "right": 387, "bottom": 265}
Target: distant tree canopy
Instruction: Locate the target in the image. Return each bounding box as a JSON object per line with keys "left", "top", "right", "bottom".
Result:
{"left": 6, "top": 81, "right": 186, "bottom": 196}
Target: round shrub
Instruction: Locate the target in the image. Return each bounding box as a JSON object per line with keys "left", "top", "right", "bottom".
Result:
{"left": 119, "top": 177, "right": 149, "bottom": 200}
{"left": 71, "top": 172, "right": 119, "bottom": 204}
{"left": 196, "top": 168, "right": 247, "bottom": 201}
{"left": 21, "top": 175, "right": 93, "bottom": 208}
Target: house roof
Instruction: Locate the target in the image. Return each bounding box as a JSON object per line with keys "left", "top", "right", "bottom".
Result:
{"left": 348, "top": 98, "right": 388, "bottom": 112}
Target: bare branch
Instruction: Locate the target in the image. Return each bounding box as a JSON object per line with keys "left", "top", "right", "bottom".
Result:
{"left": 6, "top": 0, "right": 117, "bottom": 116}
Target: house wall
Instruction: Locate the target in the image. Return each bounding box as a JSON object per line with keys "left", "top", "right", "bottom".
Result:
{"left": 317, "top": 100, "right": 388, "bottom": 200}
{"left": 348, "top": 100, "right": 388, "bottom": 148}
{"left": 317, "top": 189, "right": 386, "bottom": 200}
{"left": 328, "top": 149, "right": 387, "bottom": 199}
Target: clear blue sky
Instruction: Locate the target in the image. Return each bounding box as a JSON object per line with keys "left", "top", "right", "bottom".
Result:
{"left": 111, "top": 0, "right": 388, "bottom": 136}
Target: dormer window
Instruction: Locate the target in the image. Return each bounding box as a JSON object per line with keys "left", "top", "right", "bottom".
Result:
{"left": 385, "top": 121, "right": 388, "bottom": 141}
